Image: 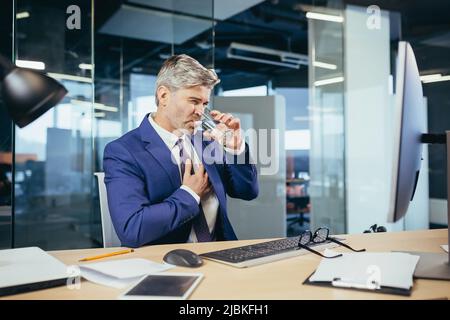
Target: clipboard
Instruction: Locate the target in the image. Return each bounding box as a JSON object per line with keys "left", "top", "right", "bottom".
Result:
{"left": 302, "top": 272, "right": 412, "bottom": 296}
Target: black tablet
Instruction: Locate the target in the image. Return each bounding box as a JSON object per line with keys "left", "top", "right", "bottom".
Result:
{"left": 119, "top": 273, "right": 203, "bottom": 300}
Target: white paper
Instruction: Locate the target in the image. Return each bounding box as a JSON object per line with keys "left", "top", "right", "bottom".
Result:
{"left": 79, "top": 258, "right": 174, "bottom": 288}
{"left": 310, "top": 250, "right": 420, "bottom": 290}
{"left": 441, "top": 245, "right": 449, "bottom": 253}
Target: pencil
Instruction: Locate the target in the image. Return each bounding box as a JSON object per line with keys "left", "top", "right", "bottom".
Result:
{"left": 78, "top": 249, "right": 135, "bottom": 262}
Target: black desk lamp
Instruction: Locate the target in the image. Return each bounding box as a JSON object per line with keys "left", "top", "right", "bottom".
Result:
{"left": 0, "top": 54, "right": 67, "bottom": 128}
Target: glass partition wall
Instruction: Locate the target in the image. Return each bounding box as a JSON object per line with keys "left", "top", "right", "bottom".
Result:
{"left": 5, "top": 0, "right": 448, "bottom": 249}
{"left": 308, "top": 2, "right": 346, "bottom": 234}
{"left": 12, "top": 0, "right": 216, "bottom": 249}
{"left": 0, "top": 0, "right": 14, "bottom": 249}
{"left": 6, "top": 0, "right": 343, "bottom": 249}
{"left": 13, "top": 0, "right": 96, "bottom": 249}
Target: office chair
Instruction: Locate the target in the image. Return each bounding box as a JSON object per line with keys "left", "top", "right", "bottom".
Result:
{"left": 94, "top": 172, "right": 121, "bottom": 248}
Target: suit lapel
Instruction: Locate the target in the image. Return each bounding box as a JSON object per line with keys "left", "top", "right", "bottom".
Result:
{"left": 139, "top": 115, "right": 181, "bottom": 189}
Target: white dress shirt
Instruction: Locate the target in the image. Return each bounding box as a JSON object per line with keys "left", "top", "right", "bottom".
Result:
{"left": 148, "top": 114, "right": 221, "bottom": 242}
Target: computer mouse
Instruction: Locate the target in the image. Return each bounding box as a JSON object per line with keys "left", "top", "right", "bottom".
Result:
{"left": 163, "top": 249, "right": 203, "bottom": 268}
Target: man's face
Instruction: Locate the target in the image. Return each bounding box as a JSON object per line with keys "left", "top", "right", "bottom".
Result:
{"left": 164, "top": 85, "right": 211, "bottom": 134}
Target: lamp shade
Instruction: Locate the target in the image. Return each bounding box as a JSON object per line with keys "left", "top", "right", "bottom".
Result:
{"left": 0, "top": 54, "right": 67, "bottom": 128}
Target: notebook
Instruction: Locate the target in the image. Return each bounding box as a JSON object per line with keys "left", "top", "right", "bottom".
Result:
{"left": 79, "top": 258, "right": 174, "bottom": 288}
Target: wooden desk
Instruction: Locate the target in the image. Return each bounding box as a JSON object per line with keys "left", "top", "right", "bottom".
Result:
{"left": 4, "top": 229, "right": 450, "bottom": 300}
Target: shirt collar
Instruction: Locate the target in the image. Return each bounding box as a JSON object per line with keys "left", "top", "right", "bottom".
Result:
{"left": 148, "top": 113, "right": 186, "bottom": 149}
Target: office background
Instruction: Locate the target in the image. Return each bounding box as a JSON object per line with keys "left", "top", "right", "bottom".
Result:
{"left": 0, "top": 0, "right": 449, "bottom": 250}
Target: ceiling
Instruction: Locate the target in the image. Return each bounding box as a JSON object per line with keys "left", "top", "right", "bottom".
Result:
{"left": 93, "top": 0, "right": 450, "bottom": 91}
{"left": 12, "top": 0, "right": 450, "bottom": 92}
{"left": 94, "top": 0, "right": 313, "bottom": 92}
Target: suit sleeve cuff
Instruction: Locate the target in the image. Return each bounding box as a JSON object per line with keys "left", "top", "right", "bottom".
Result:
{"left": 224, "top": 139, "right": 245, "bottom": 155}
{"left": 180, "top": 185, "right": 200, "bottom": 204}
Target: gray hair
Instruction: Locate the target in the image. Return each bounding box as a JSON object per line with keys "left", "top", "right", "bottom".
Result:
{"left": 155, "top": 54, "right": 220, "bottom": 106}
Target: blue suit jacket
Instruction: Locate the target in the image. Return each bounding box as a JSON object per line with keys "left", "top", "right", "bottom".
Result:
{"left": 103, "top": 115, "right": 258, "bottom": 248}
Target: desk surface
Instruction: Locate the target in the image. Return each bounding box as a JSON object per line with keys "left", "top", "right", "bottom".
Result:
{"left": 4, "top": 229, "right": 450, "bottom": 300}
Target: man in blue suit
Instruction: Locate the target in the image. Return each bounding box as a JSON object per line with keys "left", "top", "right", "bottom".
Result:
{"left": 103, "top": 54, "right": 258, "bottom": 247}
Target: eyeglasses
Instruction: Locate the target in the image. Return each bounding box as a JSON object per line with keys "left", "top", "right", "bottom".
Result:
{"left": 296, "top": 227, "right": 366, "bottom": 259}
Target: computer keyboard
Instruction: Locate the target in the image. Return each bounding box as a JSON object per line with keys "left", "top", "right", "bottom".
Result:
{"left": 200, "top": 236, "right": 340, "bottom": 268}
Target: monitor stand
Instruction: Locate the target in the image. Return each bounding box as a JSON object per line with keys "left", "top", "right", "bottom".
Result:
{"left": 405, "top": 131, "right": 450, "bottom": 281}
{"left": 409, "top": 251, "right": 450, "bottom": 280}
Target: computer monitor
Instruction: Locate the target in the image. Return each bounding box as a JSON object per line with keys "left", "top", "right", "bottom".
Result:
{"left": 390, "top": 41, "right": 450, "bottom": 280}
{"left": 388, "top": 41, "right": 425, "bottom": 223}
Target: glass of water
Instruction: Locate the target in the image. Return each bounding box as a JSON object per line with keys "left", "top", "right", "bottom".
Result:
{"left": 200, "top": 108, "right": 233, "bottom": 146}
